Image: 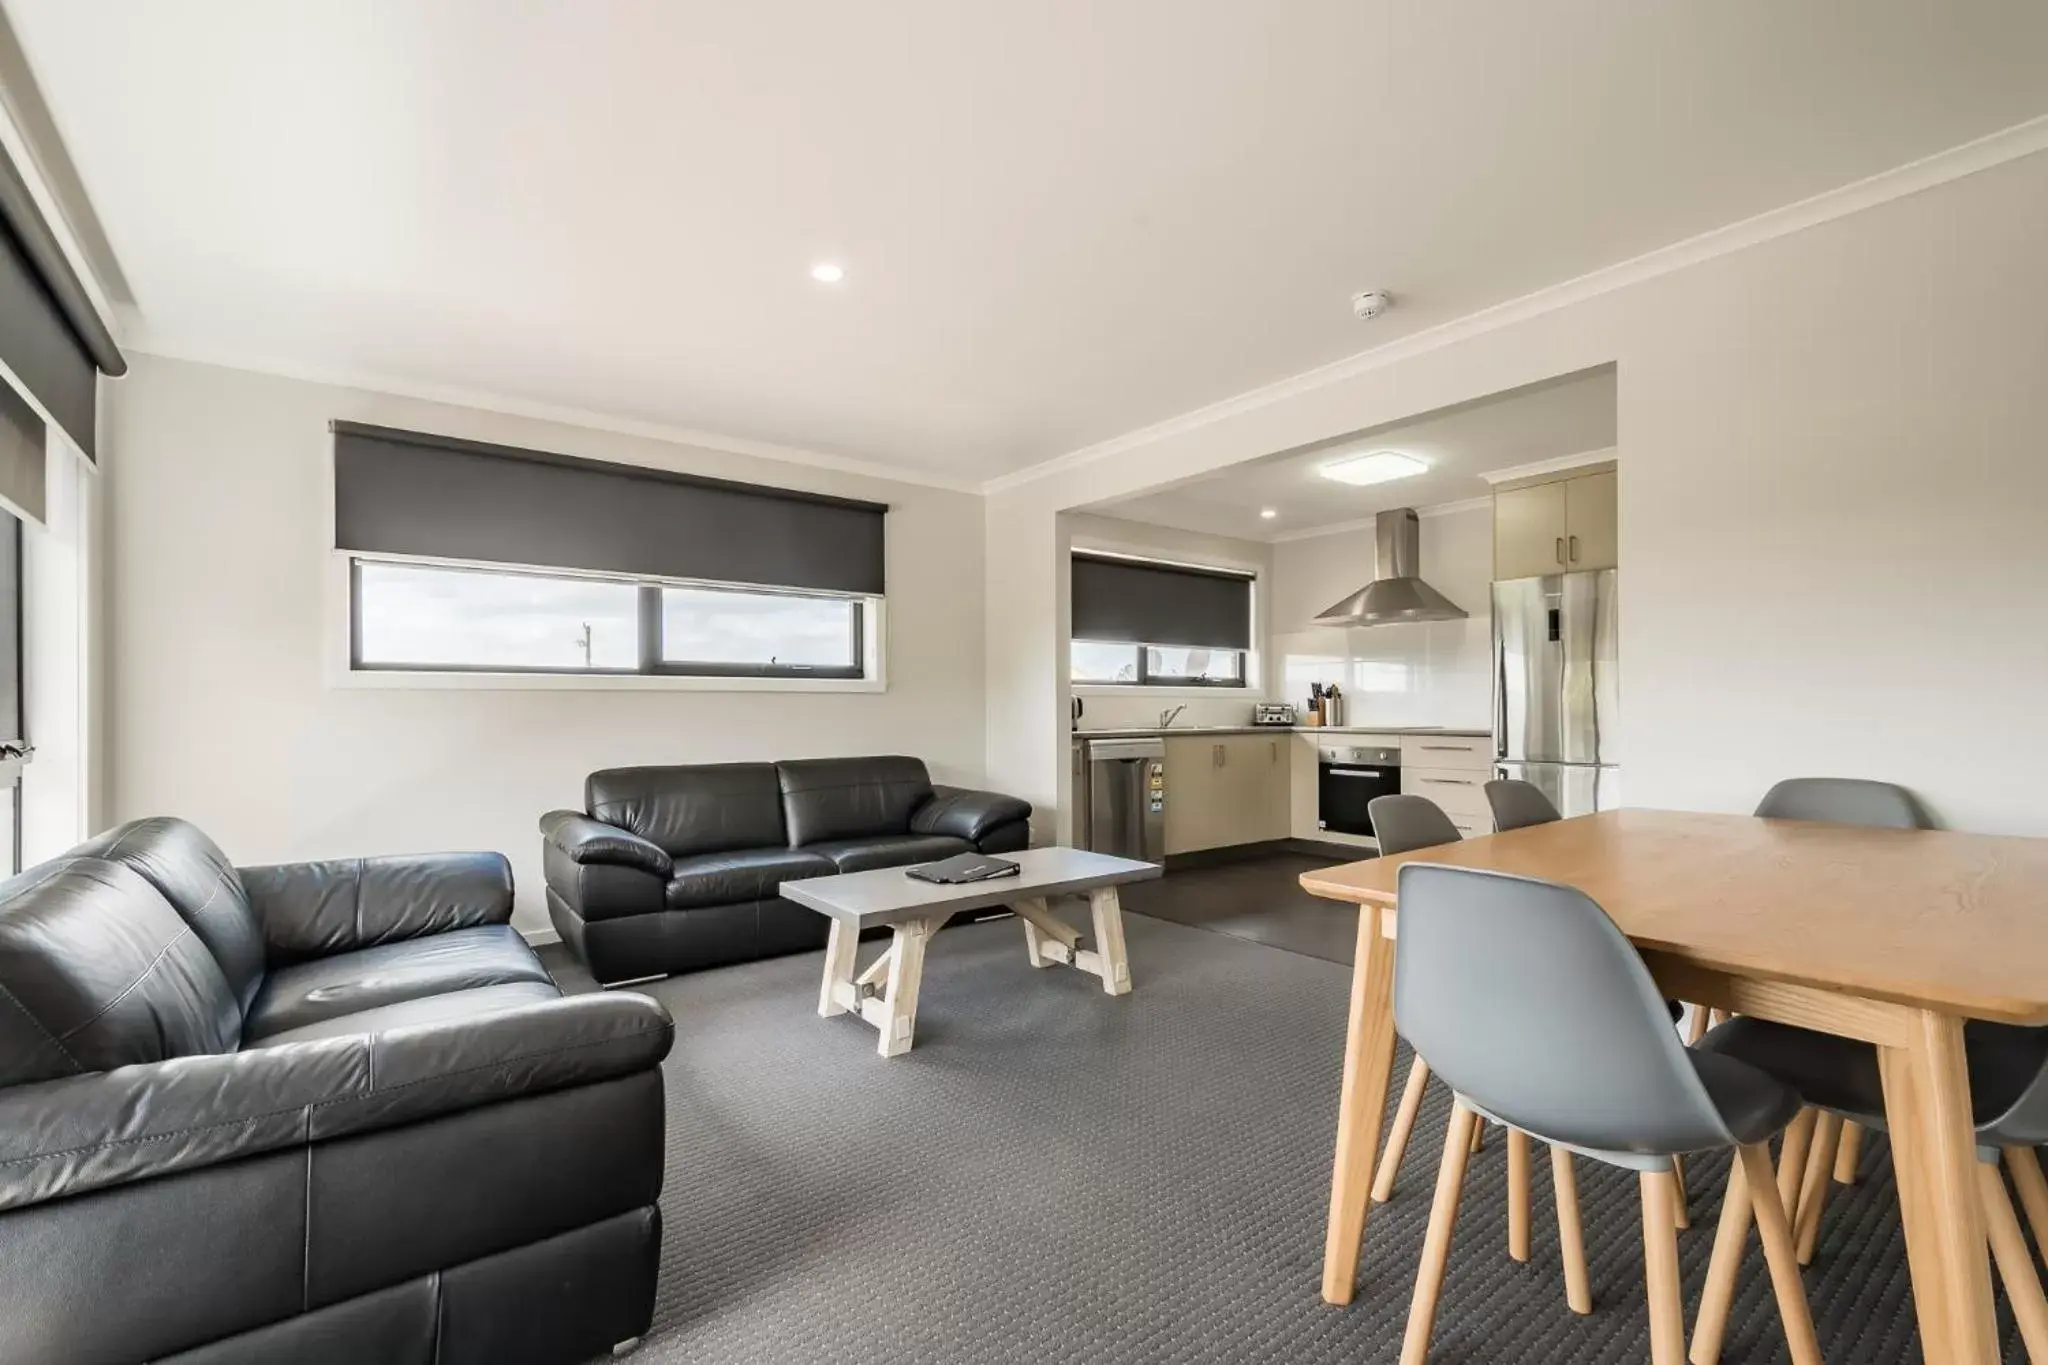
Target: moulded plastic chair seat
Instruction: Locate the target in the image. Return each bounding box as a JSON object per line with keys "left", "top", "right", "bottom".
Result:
{"left": 1483, "top": 778, "right": 1562, "bottom": 834}
{"left": 1390, "top": 863, "right": 1816, "bottom": 1365}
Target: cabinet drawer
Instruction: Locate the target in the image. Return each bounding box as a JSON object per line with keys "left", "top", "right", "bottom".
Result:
{"left": 1399, "top": 735, "right": 1493, "bottom": 771}
{"left": 1401, "top": 768, "right": 1493, "bottom": 821}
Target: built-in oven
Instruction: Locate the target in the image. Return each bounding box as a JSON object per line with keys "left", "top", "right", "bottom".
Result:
{"left": 1317, "top": 745, "right": 1402, "bottom": 838}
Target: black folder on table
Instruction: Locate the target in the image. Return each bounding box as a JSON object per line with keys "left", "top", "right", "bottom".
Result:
{"left": 905, "top": 853, "right": 1022, "bottom": 885}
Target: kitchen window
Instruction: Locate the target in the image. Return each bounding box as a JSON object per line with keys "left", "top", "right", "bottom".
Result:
{"left": 1070, "top": 551, "right": 1253, "bottom": 690}
{"left": 351, "top": 558, "right": 867, "bottom": 680}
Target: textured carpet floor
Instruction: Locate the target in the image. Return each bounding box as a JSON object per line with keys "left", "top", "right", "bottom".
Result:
{"left": 583, "top": 911, "right": 2021, "bottom": 1363}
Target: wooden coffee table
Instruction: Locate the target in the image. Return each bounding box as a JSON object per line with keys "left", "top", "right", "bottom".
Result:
{"left": 780, "top": 847, "right": 1161, "bottom": 1057}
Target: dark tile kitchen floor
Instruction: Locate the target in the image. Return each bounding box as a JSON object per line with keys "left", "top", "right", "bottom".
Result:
{"left": 1116, "top": 850, "right": 1362, "bottom": 965}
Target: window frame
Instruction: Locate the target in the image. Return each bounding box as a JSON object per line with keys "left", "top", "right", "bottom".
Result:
{"left": 1069, "top": 639, "right": 1250, "bottom": 690}
{"left": 343, "top": 555, "right": 876, "bottom": 688}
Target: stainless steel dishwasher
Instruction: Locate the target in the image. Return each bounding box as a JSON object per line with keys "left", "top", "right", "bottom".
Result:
{"left": 1082, "top": 737, "right": 1166, "bottom": 863}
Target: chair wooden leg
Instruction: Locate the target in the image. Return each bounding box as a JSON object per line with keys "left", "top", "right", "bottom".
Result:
{"left": 1833, "top": 1121, "right": 1865, "bottom": 1185}
{"left": 1794, "top": 1112, "right": 1841, "bottom": 1265}
{"left": 1373, "top": 1056, "right": 1431, "bottom": 1204}
{"left": 1708, "top": 1009, "right": 1728, "bottom": 1029}
{"left": 1402, "top": 1103, "right": 1480, "bottom": 1365}
{"left": 1552, "top": 1147, "right": 1593, "bottom": 1315}
{"left": 1775, "top": 1107, "right": 1817, "bottom": 1224}
{"left": 1689, "top": 1146, "right": 1754, "bottom": 1365}
{"left": 1685, "top": 1003, "right": 1710, "bottom": 1045}
{"left": 2006, "top": 1146, "right": 2048, "bottom": 1253}
{"left": 1672, "top": 1152, "right": 1691, "bottom": 1230}
{"left": 1642, "top": 1169, "right": 1686, "bottom": 1365}
{"left": 1508, "top": 1128, "right": 1532, "bottom": 1262}
{"left": 1739, "top": 1144, "right": 1824, "bottom": 1365}
{"left": 1472, "top": 1119, "right": 1487, "bottom": 1154}
{"left": 1981, "top": 1159, "right": 2048, "bottom": 1361}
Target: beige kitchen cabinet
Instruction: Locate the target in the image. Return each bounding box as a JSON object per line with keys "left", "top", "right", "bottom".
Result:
{"left": 1163, "top": 734, "right": 1288, "bottom": 853}
{"left": 1493, "top": 479, "right": 1569, "bottom": 580}
{"left": 1493, "top": 466, "right": 1617, "bottom": 579}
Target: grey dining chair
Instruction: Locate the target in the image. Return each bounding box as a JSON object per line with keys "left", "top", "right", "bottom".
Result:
{"left": 1365, "top": 796, "right": 1469, "bottom": 1203}
{"left": 1365, "top": 793, "right": 1592, "bottom": 1300}
{"left": 1484, "top": 777, "right": 1562, "bottom": 833}
{"left": 1741, "top": 777, "right": 1937, "bottom": 1261}
{"left": 1693, "top": 1019, "right": 2048, "bottom": 1361}
{"left": 1393, "top": 863, "right": 1819, "bottom": 1365}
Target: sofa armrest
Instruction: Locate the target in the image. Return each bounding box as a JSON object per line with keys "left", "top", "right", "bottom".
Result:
{"left": 910, "top": 785, "right": 1034, "bottom": 844}
{"left": 540, "top": 810, "right": 672, "bottom": 878}
{"left": 237, "top": 851, "right": 514, "bottom": 964}
{"left": 0, "top": 992, "right": 672, "bottom": 1214}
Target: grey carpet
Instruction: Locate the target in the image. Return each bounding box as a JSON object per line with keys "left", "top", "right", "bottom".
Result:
{"left": 568, "top": 911, "right": 2022, "bottom": 1363}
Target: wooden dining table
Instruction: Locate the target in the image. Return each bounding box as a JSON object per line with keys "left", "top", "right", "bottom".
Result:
{"left": 1301, "top": 808, "right": 2048, "bottom": 1365}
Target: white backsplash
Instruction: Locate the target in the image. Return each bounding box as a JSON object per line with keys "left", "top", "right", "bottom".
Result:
{"left": 1073, "top": 693, "right": 1262, "bottom": 731}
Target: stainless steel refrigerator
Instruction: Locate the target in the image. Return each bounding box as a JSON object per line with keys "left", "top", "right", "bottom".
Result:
{"left": 1493, "top": 569, "right": 1620, "bottom": 818}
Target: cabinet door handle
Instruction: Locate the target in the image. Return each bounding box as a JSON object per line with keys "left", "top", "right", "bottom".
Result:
{"left": 1419, "top": 744, "right": 1471, "bottom": 752}
{"left": 1569, "top": 534, "right": 1580, "bottom": 563}
{"left": 1555, "top": 536, "right": 1566, "bottom": 564}
{"left": 1427, "top": 777, "right": 1478, "bottom": 787}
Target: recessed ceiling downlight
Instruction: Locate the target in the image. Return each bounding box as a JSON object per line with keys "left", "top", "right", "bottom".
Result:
{"left": 810, "top": 262, "right": 845, "bottom": 284}
{"left": 1318, "top": 450, "right": 1429, "bottom": 487}
{"left": 1259, "top": 508, "right": 1278, "bottom": 519}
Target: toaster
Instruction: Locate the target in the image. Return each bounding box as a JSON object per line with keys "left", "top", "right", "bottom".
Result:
{"left": 1253, "top": 702, "right": 1298, "bottom": 727}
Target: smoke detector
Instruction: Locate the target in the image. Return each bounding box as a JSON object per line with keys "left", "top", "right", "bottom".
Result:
{"left": 1351, "top": 289, "right": 1394, "bottom": 320}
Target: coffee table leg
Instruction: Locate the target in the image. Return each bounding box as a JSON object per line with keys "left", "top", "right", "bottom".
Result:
{"left": 819, "top": 918, "right": 858, "bottom": 1017}
{"left": 1088, "top": 887, "right": 1132, "bottom": 995}
{"left": 878, "top": 918, "right": 936, "bottom": 1058}
{"left": 1015, "top": 895, "right": 1054, "bottom": 968}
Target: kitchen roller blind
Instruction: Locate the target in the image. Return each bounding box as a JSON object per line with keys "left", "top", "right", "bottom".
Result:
{"left": 0, "top": 145, "right": 124, "bottom": 462}
{"left": 332, "top": 423, "right": 888, "bottom": 595}
{"left": 1071, "top": 553, "right": 1252, "bottom": 650}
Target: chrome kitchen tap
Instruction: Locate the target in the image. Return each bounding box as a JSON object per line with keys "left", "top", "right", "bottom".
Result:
{"left": 1158, "top": 704, "right": 1187, "bottom": 728}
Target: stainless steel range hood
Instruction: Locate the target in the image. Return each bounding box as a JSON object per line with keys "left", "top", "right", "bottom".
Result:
{"left": 1313, "top": 508, "right": 1468, "bottom": 627}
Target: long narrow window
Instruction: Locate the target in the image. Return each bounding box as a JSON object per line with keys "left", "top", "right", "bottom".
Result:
{"left": 351, "top": 558, "right": 866, "bottom": 679}
{"left": 0, "top": 511, "right": 23, "bottom": 875}
{"left": 1070, "top": 552, "right": 1254, "bottom": 688}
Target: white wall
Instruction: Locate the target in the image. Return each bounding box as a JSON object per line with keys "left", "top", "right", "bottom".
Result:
{"left": 1067, "top": 511, "right": 1273, "bottom": 731}
{"left": 988, "top": 148, "right": 2048, "bottom": 839}
{"left": 1267, "top": 503, "right": 1494, "bottom": 730}
{"left": 103, "top": 355, "right": 988, "bottom": 935}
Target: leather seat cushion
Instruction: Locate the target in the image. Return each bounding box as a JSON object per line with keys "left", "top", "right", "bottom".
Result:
{"left": 805, "top": 834, "right": 973, "bottom": 874}
{"left": 663, "top": 848, "right": 835, "bottom": 910}
{"left": 776, "top": 756, "right": 934, "bottom": 845}
{"left": 586, "top": 763, "right": 786, "bottom": 857}
{"left": 1700, "top": 1015, "right": 2048, "bottom": 1130}
{"left": 243, "top": 982, "right": 564, "bottom": 1048}
{"left": 244, "top": 925, "right": 553, "bottom": 1042}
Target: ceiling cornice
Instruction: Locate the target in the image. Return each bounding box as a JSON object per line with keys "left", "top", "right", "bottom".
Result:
{"left": 124, "top": 334, "right": 985, "bottom": 495}
{"left": 981, "top": 112, "right": 2048, "bottom": 497}
{"left": 1472, "top": 447, "right": 1617, "bottom": 486}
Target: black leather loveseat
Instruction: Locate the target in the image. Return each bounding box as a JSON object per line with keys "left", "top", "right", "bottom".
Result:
{"left": 0, "top": 817, "right": 673, "bottom": 1365}
{"left": 542, "top": 755, "right": 1031, "bottom": 984}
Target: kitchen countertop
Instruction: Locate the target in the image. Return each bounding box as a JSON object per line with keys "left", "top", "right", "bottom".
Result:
{"left": 1073, "top": 725, "right": 1491, "bottom": 740}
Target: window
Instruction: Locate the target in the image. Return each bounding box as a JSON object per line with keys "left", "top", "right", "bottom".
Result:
{"left": 351, "top": 558, "right": 868, "bottom": 679}
{"left": 0, "top": 511, "right": 22, "bottom": 876}
{"left": 1070, "top": 551, "right": 1253, "bottom": 689}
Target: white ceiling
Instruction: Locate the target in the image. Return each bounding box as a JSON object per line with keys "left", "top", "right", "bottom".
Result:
{"left": 8, "top": 1, "right": 2047, "bottom": 482}
{"left": 1092, "top": 367, "right": 1617, "bottom": 541}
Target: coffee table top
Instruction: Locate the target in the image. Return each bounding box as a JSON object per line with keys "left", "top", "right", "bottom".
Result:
{"left": 780, "top": 846, "right": 1160, "bottom": 930}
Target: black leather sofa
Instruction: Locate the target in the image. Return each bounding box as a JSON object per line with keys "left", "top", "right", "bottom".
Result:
{"left": 0, "top": 817, "right": 673, "bottom": 1365}
{"left": 542, "top": 755, "right": 1031, "bottom": 984}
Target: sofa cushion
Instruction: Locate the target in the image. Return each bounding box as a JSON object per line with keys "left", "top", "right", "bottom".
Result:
{"left": 663, "top": 847, "right": 835, "bottom": 910}
{"left": 73, "top": 817, "right": 267, "bottom": 1012}
{"left": 587, "top": 764, "right": 785, "bottom": 857}
{"left": 0, "top": 858, "right": 242, "bottom": 1086}
{"left": 776, "top": 756, "right": 934, "bottom": 846}
{"left": 243, "top": 924, "right": 553, "bottom": 1042}
{"left": 243, "top": 981, "right": 565, "bottom": 1048}
{"left": 804, "top": 834, "right": 973, "bottom": 874}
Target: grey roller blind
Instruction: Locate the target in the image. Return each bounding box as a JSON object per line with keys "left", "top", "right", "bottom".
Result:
{"left": 0, "top": 379, "right": 44, "bottom": 524}
{"left": 1071, "top": 553, "right": 1252, "bottom": 650}
{"left": 0, "top": 148, "right": 124, "bottom": 461}
{"left": 333, "top": 423, "right": 888, "bottom": 595}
